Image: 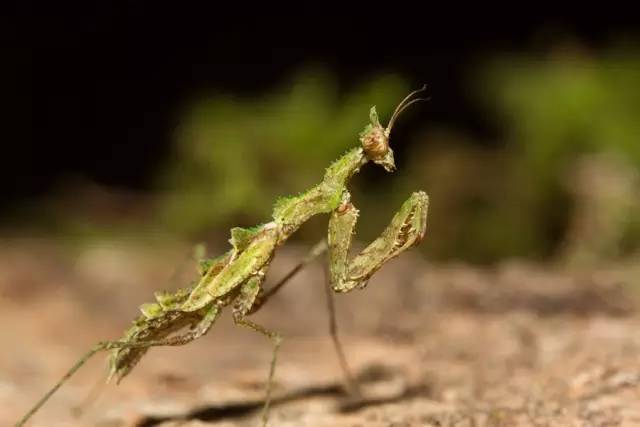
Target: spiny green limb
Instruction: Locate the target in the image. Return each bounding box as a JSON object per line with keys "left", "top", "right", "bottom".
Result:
{"left": 328, "top": 192, "right": 359, "bottom": 290}
{"left": 329, "top": 191, "right": 429, "bottom": 293}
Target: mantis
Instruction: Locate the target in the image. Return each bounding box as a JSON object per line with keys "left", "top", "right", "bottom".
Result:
{"left": 16, "top": 87, "right": 429, "bottom": 427}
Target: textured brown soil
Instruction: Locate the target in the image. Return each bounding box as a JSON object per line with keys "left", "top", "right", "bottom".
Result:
{"left": 2, "top": 239, "right": 639, "bottom": 427}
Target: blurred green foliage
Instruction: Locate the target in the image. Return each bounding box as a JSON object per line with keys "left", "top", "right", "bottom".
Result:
{"left": 482, "top": 48, "right": 640, "bottom": 261}
{"left": 157, "top": 70, "right": 408, "bottom": 236}
{"left": 485, "top": 51, "right": 640, "bottom": 169}
{"left": 405, "top": 47, "right": 640, "bottom": 263}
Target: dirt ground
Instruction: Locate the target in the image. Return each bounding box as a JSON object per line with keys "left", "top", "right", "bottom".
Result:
{"left": 1, "top": 239, "right": 639, "bottom": 427}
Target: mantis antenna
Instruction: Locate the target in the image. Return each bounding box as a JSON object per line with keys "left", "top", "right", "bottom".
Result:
{"left": 386, "top": 84, "right": 428, "bottom": 134}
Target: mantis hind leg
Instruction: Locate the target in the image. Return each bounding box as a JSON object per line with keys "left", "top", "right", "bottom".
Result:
{"left": 232, "top": 272, "right": 281, "bottom": 427}
{"left": 16, "top": 306, "right": 220, "bottom": 427}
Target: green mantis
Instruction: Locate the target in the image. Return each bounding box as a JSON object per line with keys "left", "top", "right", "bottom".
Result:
{"left": 16, "top": 87, "right": 429, "bottom": 427}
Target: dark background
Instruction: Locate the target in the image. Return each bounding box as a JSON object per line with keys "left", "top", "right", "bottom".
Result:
{"left": 4, "top": 6, "right": 636, "bottom": 215}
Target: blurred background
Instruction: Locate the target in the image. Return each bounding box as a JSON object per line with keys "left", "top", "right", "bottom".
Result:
{"left": 6, "top": 10, "right": 640, "bottom": 266}
{"left": 3, "top": 7, "right": 640, "bottom": 427}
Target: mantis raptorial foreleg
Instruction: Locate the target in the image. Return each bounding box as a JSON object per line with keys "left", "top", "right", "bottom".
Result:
{"left": 328, "top": 191, "right": 428, "bottom": 293}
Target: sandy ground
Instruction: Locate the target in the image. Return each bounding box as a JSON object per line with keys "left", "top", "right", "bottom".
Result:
{"left": 1, "top": 238, "right": 639, "bottom": 427}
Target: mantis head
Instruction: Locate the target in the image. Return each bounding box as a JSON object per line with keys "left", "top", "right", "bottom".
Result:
{"left": 360, "top": 85, "right": 428, "bottom": 172}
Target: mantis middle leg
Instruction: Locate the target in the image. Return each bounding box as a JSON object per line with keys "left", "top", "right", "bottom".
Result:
{"left": 232, "top": 271, "right": 281, "bottom": 427}
{"left": 248, "top": 240, "right": 359, "bottom": 396}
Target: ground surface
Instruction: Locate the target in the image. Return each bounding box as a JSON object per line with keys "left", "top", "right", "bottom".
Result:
{"left": 2, "top": 239, "right": 639, "bottom": 426}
